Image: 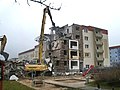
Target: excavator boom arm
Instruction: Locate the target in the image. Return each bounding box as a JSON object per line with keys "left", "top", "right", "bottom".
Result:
{"left": 25, "top": 7, "right": 55, "bottom": 71}
{"left": 39, "top": 8, "right": 47, "bottom": 64}
{"left": 39, "top": 7, "right": 55, "bottom": 65}
{"left": 0, "top": 35, "right": 9, "bottom": 61}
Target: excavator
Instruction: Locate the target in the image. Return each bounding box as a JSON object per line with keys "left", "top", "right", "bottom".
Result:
{"left": 0, "top": 35, "right": 9, "bottom": 61}
{"left": 25, "top": 6, "right": 55, "bottom": 73}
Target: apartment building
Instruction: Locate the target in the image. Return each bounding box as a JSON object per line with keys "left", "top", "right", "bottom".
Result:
{"left": 50, "top": 24, "right": 110, "bottom": 73}
{"left": 109, "top": 45, "right": 120, "bottom": 66}
{"left": 18, "top": 48, "right": 34, "bottom": 62}
{"left": 18, "top": 34, "right": 51, "bottom": 63}
{"left": 18, "top": 24, "right": 110, "bottom": 74}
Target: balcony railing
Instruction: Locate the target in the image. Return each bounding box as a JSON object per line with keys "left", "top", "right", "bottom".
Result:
{"left": 96, "top": 49, "right": 104, "bottom": 53}
{"left": 96, "top": 57, "right": 104, "bottom": 61}
{"left": 96, "top": 41, "right": 103, "bottom": 46}
{"left": 95, "top": 33, "right": 103, "bottom": 38}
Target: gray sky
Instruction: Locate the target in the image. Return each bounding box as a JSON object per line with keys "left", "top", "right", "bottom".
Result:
{"left": 0, "top": 0, "right": 120, "bottom": 59}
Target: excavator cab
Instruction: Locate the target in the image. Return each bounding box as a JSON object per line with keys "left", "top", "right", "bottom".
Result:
{"left": 0, "top": 35, "right": 9, "bottom": 61}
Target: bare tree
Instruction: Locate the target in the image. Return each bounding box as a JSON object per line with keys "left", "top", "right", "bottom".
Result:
{"left": 15, "top": 0, "right": 62, "bottom": 10}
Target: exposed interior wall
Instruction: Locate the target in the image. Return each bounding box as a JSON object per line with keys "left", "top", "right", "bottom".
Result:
{"left": 69, "top": 60, "right": 79, "bottom": 70}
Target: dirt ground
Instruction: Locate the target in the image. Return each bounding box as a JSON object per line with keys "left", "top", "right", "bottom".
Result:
{"left": 18, "top": 75, "right": 85, "bottom": 90}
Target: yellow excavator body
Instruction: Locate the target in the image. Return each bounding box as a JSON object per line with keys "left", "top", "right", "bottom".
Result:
{"left": 25, "top": 64, "right": 48, "bottom": 71}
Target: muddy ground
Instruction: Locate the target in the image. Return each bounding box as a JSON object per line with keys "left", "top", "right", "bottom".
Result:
{"left": 18, "top": 75, "right": 86, "bottom": 90}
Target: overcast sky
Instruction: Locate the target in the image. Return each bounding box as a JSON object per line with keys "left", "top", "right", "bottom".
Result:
{"left": 0, "top": 0, "right": 120, "bottom": 59}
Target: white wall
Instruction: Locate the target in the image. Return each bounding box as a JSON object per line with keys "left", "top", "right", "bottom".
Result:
{"left": 69, "top": 60, "right": 79, "bottom": 70}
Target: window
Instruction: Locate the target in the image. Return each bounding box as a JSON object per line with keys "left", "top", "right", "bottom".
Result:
{"left": 71, "top": 41, "right": 77, "bottom": 48}
{"left": 76, "top": 35, "right": 80, "bottom": 39}
{"left": 85, "top": 44, "right": 89, "bottom": 48}
{"left": 64, "top": 50, "right": 67, "bottom": 55}
{"left": 49, "top": 53, "right": 51, "bottom": 55}
{"left": 67, "top": 29, "right": 69, "bottom": 33}
{"left": 85, "top": 53, "right": 90, "bottom": 57}
{"left": 76, "top": 26, "right": 79, "bottom": 30}
{"left": 79, "top": 53, "right": 81, "bottom": 57}
{"left": 86, "top": 65, "right": 89, "bottom": 68}
{"left": 71, "top": 51, "right": 77, "bottom": 58}
{"left": 64, "top": 61, "right": 67, "bottom": 66}
{"left": 84, "top": 28, "right": 88, "bottom": 33}
{"left": 71, "top": 61, "right": 78, "bottom": 69}
{"left": 71, "top": 61, "right": 77, "bottom": 66}
{"left": 56, "top": 61, "right": 59, "bottom": 66}
{"left": 98, "top": 62, "right": 102, "bottom": 66}
{"left": 64, "top": 40, "right": 67, "bottom": 45}
{"left": 85, "top": 36, "right": 88, "bottom": 40}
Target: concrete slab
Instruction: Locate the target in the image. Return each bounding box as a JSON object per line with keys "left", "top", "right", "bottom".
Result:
{"left": 44, "top": 79, "right": 85, "bottom": 88}
{"left": 43, "top": 80, "right": 109, "bottom": 90}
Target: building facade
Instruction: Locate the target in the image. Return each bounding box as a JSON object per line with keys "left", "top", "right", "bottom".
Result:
{"left": 18, "top": 48, "right": 34, "bottom": 62}
{"left": 109, "top": 45, "right": 120, "bottom": 66}
{"left": 18, "top": 24, "right": 110, "bottom": 73}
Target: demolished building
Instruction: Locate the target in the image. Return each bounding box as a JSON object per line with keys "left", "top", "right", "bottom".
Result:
{"left": 18, "top": 24, "right": 110, "bottom": 74}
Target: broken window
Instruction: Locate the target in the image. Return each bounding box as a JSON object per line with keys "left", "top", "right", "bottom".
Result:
{"left": 79, "top": 53, "right": 81, "bottom": 57}
{"left": 71, "top": 61, "right": 77, "bottom": 66}
{"left": 76, "top": 35, "right": 80, "bottom": 39}
{"left": 76, "top": 26, "right": 79, "bottom": 30}
{"left": 49, "top": 53, "right": 51, "bottom": 55}
{"left": 64, "top": 40, "right": 67, "bottom": 45}
{"left": 70, "top": 41, "right": 77, "bottom": 48}
{"left": 56, "top": 61, "right": 59, "bottom": 66}
{"left": 70, "top": 51, "right": 77, "bottom": 58}
{"left": 64, "top": 50, "right": 67, "bottom": 55}
{"left": 67, "top": 29, "right": 69, "bottom": 33}
{"left": 64, "top": 61, "right": 67, "bottom": 66}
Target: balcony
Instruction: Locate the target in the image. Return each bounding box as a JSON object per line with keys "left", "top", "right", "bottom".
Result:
{"left": 96, "top": 41, "right": 103, "bottom": 46}
{"left": 95, "top": 33, "right": 103, "bottom": 38}
{"left": 96, "top": 49, "right": 104, "bottom": 53}
{"left": 96, "top": 57, "right": 104, "bottom": 61}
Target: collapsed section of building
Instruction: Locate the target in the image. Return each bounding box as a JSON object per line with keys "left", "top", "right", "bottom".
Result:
{"left": 18, "top": 24, "right": 110, "bottom": 74}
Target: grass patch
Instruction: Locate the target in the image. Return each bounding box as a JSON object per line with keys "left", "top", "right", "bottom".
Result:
{"left": 3, "top": 80, "right": 35, "bottom": 90}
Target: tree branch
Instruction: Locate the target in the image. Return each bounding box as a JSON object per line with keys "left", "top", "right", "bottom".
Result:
{"left": 14, "top": 0, "right": 61, "bottom": 10}
{"left": 30, "top": 0, "right": 61, "bottom": 10}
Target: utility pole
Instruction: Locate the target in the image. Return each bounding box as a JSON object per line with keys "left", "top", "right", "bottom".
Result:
{"left": 0, "top": 60, "right": 5, "bottom": 90}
